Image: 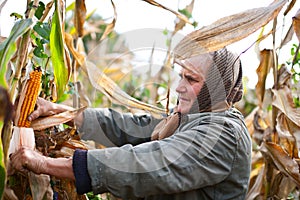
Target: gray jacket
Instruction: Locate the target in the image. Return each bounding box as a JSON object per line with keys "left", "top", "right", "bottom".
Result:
{"left": 78, "top": 107, "right": 252, "bottom": 200}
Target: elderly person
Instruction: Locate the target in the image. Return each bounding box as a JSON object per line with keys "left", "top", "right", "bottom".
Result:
{"left": 10, "top": 47, "right": 251, "bottom": 200}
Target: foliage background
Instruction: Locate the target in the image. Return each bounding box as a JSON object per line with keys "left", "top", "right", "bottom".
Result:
{"left": 0, "top": 0, "right": 300, "bottom": 199}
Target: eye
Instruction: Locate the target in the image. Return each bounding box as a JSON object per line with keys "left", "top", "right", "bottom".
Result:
{"left": 186, "top": 76, "right": 198, "bottom": 84}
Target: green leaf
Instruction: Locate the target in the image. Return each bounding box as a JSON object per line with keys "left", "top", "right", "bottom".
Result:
{"left": 35, "top": 2, "right": 46, "bottom": 20}
{"left": 9, "top": 12, "right": 23, "bottom": 20}
{"left": 178, "top": 8, "right": 192, "bottom": 19}
{"left": 0, "top": 19, "right": 33, "bottom": 88}
{"left": 49, "top": 0, "right": 69, "bottom": 100}
{"left": 0, "top": 121, "right": 5, "bottom": 199}
{"left": 33, "top": 22, "right": 50, "bottom": 41}
{"left": 33, "top": 46, "right": 48, "bottom": 58}
{"left": 66, "top": 1, "right": 75, "bottom": 11}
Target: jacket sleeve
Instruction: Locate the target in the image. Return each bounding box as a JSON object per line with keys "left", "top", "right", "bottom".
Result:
{"left": 78, "top": 108, "right": 161, "bottom": 147}
{"left": 86, "top": 117, "right": 247, "bottom": 199}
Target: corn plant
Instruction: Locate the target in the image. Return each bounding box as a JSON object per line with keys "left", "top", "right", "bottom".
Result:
{"left": 0, "top": 0, "right": 299, "bottom": 199}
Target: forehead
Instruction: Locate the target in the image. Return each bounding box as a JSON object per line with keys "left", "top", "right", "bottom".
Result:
{"left": 176, "top": 53, "right": 214, "bottom": 75}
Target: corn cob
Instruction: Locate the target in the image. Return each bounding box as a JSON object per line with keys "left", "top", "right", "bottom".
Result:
{"left": 17, "top": 67, "right": 42, "bottom": 127}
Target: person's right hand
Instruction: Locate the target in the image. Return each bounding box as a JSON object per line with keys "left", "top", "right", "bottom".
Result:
{"left": 9, "top": 146, "right": 48, "bottom": 175}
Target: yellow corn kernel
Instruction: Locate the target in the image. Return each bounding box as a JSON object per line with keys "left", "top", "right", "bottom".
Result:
{"left": 17, "top": 67, "right": 42, "bottom": 127}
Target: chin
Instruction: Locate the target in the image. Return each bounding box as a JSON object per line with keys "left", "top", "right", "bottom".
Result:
{"left": 177, "top": 106, "right": 190, "bottom": 114}
{"left": 177, "top": 101, "right": 193, "bottom": 114}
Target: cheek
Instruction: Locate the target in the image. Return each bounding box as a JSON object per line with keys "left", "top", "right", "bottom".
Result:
{"left": 191, "top": 82, "right": 203, "bottom": 96}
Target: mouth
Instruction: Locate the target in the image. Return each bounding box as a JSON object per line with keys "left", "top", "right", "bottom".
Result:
{"left": 178, "top": 97, "right": 190, "bottom": 103}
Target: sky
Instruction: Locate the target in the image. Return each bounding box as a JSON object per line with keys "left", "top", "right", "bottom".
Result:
{"left": 0, "top": 0, "right": 299, "bottom": 89}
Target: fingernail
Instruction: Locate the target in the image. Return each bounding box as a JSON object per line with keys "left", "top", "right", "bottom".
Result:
{"left": 27, "top": 116, "right": 32, "bottom": 121}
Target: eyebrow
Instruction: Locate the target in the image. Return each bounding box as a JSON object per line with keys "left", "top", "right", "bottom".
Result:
{"left": 179, "top": 70, "right": 201, "bottom": 81}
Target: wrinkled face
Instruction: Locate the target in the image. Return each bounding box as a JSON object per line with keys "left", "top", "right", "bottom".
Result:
{"left": 175, "top": 53, "right": 213, "bottom": 114}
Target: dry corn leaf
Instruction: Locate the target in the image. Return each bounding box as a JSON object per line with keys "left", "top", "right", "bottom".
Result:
{"left": 260, "top": 141, "right": 300, "bottom": 187}
{"left": 255, "top": 49, "right": 273, "bottom": 107}
{"left": 279, "top": 24, "right": 294, "bottom": 49}
{"left": 51, "top": 177, "right": 87, "bottom": 200}
{"left": 277, "top": 64, "right": 292, "bottom": 86}
{"left": 39, "top": 1, "right": 54, "bottom": 22}
{"left": 292, "top": 8, "right": 300, "bottom": 42}
{"left": 100, "top": 0, "right": 116, "bottom": 42}
{"left": 246, "top": 165, "right": 265, "bottom": 200}
{"left": 61, "top": 139, "right": 88, "bottom": 150}
{"left": 173, "top": 0, "right": 288, "bottom": 60}
{"left": 0, "top": 86, "right": 13, "bottom": 123}
{"left": 244, "top": 106, "right": 259, "bottom": 137}
{"left": 142, "top": 0, "right": 191, "bottom": 25}
{"left": 276, "top": 112, "right": 300, "bottom": 158}
{"left": 84, "top": 60, "right": 166, "bottom": 114}
{"left": 0, "top": 0, "right": 7, "bottom": 12}
{"left": 283, "top": 0, "right": 296, "bottom": 16}
{"left": 270, "top": 172, "right": 297, "bottom": 199}
{"left": 64, "top": 32, "right": 85, "bottom": 66}
{"left": 272, "top": 86, "right": 300, "bottom": 127}
{"left": 28, "top": 173, "right": 53, "bottom": 200}
{"left": 74, "top": 0, "right": 86, "bottom": 37}
{"left": 173, "top": 0, "right": 195, "bottom": 35}
{"left": 30, "top": 107, "right": 86, "bottom": 130}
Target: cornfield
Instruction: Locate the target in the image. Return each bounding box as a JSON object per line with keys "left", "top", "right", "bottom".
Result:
{"left": 0, "top": 0, "right": 299, "bottom": 199}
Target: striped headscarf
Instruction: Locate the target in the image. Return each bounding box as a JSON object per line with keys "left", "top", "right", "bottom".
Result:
{"left": 196, "top": 47, "right": 243, "bottom": 112}
{"left": 151, "top": 47, "right": 243, "bottom": 140}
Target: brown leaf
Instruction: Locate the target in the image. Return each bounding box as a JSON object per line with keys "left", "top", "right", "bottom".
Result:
{"left": 276, "top": 112, "right": 300, "bottom": 158}
{"left": 279, "top": 24, "right": 294, "bottom": 48}
{"left": 284, "top": 0, "right": 297, "bottom": 16}
{"left": 260, "top": 141, "right": 300, "bottom": 187}
{"left": 100, "top": 0, "right": 116, "bottom": 42}
{"left": 28, "top": 173, "right": 53, "bottom": 200}
{"left": 278, "top": 64, "right": 292, "bottom": 86}
{"left": 74, "top": 0, "right": 87, "bottom": 37}
{"left": 0, "top": 0, "right": 8, "bottom": 12}
{"left": 252, "top": 109, "right": 272, "bottom": 145}
{"left": 246, "top": 165, "right": 265, "bottom": 200}
{"left": 39, "top": 1, "right": 54, "bottom": 22}
{"left": 272, "top": 86, "right": 300, "bottom": 127}
{"left": 0, "top": 86, "right": 13, "bottom": 124}
{"left": 173, "top": 0, "right": 288, "bottom": 60}
{"left": 62, "top": 139, "right": 88, "bottom": 150}
{"left": 173, "top": 0, "right": 195, "bottom": 35}
{"left": 255, "top": 49, "right": 273, "bottom": 107}
{"left": 269, "top": 172, "right": 296, "bottom": 199}
{"left": 142, "top": 0, "right": 191, "bottom": 25}
{"left": 64, "top": 32, "right": 85, "bottom": 66}
{"left": 292, "top": 8, "right": 300, "bottom": 43}
{"left": 84, "top": 60, "right": 166, "bottom": 114}
{"left": 244, "top": 106, "right": 258, "bottom": 137}
{"left": 30, "top": 107, "right": 86, "bottom": 130}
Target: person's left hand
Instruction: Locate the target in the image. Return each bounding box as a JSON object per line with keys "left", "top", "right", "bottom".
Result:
{"left": 9, "top": 146, "right": 47, "bottom": 175}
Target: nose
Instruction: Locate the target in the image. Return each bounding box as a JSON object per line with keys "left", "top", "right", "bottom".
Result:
{"left": 176, "top": 78, "right": 187, "bottom": 94}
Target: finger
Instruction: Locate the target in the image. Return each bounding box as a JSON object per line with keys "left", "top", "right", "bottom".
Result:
{"left": 28, "top": 97, "right": 45, "bottom": 121}
{"left": 151, "top": 131, "right": 159, "bottom": 141}
{"left": 27, "top": 109, "right": 40, "bottom": 121}
{"left": 9, "top": 148, "right": 28, "bottom": 172}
